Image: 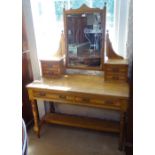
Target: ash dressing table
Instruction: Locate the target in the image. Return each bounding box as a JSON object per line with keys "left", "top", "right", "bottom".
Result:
{"left": 27, "top": 74, "right": 129, "bottom": 148}
{"left": 26, "top": 3, "right": 129, "bottom": 150}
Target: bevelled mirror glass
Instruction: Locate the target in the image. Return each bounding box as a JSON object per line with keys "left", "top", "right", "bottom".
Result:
{"left": 63, "top": 4, "right": 106, "bottom": 70}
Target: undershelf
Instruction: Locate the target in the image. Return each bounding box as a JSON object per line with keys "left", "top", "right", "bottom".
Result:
{"left": 43, "top": 113, "right": 120, "bottom": 133}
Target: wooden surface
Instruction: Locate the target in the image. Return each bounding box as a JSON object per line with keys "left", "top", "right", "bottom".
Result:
{"left": 27, "top": 73, "right": 129, "bottom": 149}
{"left": 27, "top": 74, "right": 129, "bottom": 98}
{"left": 44, "top": 113, "right": 120, "bottom": 133}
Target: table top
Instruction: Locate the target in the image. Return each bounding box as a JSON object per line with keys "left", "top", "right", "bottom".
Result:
{"left": 27, "top": 74, "right": 129, "bottom": 99}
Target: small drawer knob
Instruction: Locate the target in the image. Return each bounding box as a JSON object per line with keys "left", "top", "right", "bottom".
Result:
{"left": 59, "top": 95, "right": 66, "bottom": 99}
{"left": 83, "top": 98, "right": 90, "bottom": 103}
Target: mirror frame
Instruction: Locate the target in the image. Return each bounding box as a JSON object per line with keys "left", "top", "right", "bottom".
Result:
{"left": 63, "top": 3, "right": 107, "bottom": 71}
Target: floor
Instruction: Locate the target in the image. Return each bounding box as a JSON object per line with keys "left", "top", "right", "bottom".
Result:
{"left": 27, "top": 124, "right": 125, "bottom": 155}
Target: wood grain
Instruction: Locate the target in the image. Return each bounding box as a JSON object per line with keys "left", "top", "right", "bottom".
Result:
{"left": 27, "top": 74, "right": 129, "bottom": 98}
{"left": 43, "top": 113, "right": 120, "bottom": 133}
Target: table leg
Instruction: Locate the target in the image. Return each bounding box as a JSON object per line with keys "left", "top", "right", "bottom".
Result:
{"left": 31, "top": 99, "right": 40, "bottom": 138}
{"left": 119, "top": 112, "right": 126, "bottom": 150}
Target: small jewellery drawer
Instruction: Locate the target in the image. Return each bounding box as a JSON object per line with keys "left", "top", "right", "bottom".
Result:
{"left": 104, "top": 59, "right": 128, "bottom": 82}
{"left": 104, "top": 65, "right": 128, "bottom": 82}
{"left": 40, "top": 58, "right": 64, "bottom": 78}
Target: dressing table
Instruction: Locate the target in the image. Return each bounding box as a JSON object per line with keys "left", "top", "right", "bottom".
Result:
{"left": 26, "top": 3, "right": 129, "bottom": 150}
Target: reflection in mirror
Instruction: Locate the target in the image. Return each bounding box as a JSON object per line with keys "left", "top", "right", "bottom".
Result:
{"left": 67, "top": 13, "right": 103, "bottom": 68}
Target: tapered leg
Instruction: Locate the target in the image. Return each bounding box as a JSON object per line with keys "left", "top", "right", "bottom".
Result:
{"left": 119, "top": 112, "right": 126, "bottom": 150}
{"left": 31, "top": 100, "right": 40, "bottom": 138}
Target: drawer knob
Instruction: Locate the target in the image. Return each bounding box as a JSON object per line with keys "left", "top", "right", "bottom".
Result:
{"left": 83, "top": 98, "right": 90, "bottom": 103}
{"left": 59, "top": 95, "right": 66, "bottom": 99}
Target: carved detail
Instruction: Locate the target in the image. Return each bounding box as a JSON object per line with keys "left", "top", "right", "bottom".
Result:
{"left": 106, "top": 31, "right": 123, "bottom": 59}
{"left": 69, "top": 4, "right": 101, "bottom": 11}
{"left": 78, "top": 4, "right": 91, "bottom": 10}
{"left": 59, "top": 95, "right": 66, "bottom": 99}
{"left": 64, "top": 3, "right": 105, "bottom": 14}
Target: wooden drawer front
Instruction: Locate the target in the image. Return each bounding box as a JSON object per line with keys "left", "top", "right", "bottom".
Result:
{"left": 42, "top": 67, "right": 60, "bottom": 74}
{"left": 105, "top": 72, "right": 127, "bottom": 81}
{"left": 42, "top": 71, "right": 60, "bottom": 78}
{"left": 105, "top": 75, "right": 127, "bottom": 82}
{"left": 33, "top": 90, "right": 122, "bottom": 109}
{"left": 33, "top": 91, "right": 60, "bottom": 99}
{"left": 90, "top": 98, "right": 121, "bottom": 107}
{"left": 42, "top": 70, "right": 60, "bottom": 78}
{"left": 41, "top": 63, "right": 59, "bottom": 68}
{"left": 105, "top": 66, "right": 127, "bottom": 74}
{"left": 41, "top": 60, "right": 64, "bottom": 78}
{"left": 106, "top": 75, "right": 127, "bottom": 81}
{"left": 33, "top": 91, "right": 86, "bottom": 103}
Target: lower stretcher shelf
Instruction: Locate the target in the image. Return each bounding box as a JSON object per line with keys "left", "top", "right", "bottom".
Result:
{"left": 43, "top": 113, "right": 120, "bottom": 133}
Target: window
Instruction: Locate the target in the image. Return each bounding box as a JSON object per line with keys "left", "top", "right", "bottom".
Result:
{"left": 30, "top": 0, "right": 115, "bottom": 59}
{"left": 54, "top": 0, "right": 114, "bottom": 30}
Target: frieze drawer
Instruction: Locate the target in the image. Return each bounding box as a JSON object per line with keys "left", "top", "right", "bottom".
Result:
{"left": 33, "top": 90, "right": 123, "bottom": 109}
{"left": 33, "top": 91, "right": 60, "bottom": 100}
